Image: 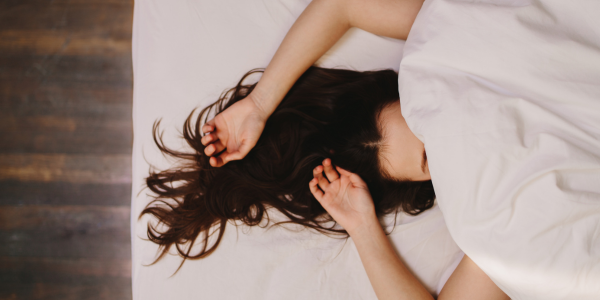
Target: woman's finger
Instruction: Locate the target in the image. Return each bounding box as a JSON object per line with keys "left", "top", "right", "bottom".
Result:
{"left": 204, "top": 140, "right": 226, "bottom": 156}
{"left": 202, "top": 120, "right": 215, "bottom": 134}
{"left": 322, "top": 158, "right": 339, "bottom": 182}
{"left": 313, "top": 165, "right": 322, "bottom": 177}
{"left": 209, "top": 156, "right": 225, "bottom": 168}
{"left": 336, "top": 166, "right": 367, "bottom": 188}
{"left": 201, "top": 133, "right": 216, "bottom": 146}
{"left": 313, "top": 165, "right": 330, "bottom": 190}
{"left": 335, "top": 166, "right": 353, "bottom": 177}
{"left": 309, "top": 178, "right": 324, "bottom": 201}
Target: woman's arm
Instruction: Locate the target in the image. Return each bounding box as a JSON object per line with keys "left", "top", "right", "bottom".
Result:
{"left": 253, "top": 0, "right": 424, "bottom": 116}
{"left": 310, "top": 159, "right": 510, "bottom": 300}
{"left": 439, "top": 255, "right": 510, "bottom": 300}
{"left": 311, "top": 160, "right": 432, "bottom": 299}
{"left": 202, "top": 0, "right": 423, "bottom": 167}
{"left": 350, "top": 217, "right": 434, "bottom": 300}
{"left": 351, "top": 217, "right": 510, "bottom": 300}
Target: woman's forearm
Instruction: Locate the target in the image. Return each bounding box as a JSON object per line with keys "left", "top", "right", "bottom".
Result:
{"left": 309, "top": 163, "right": 508, "bottom": 300}
{"left": 351, "top": 217, "right": 510, "bottom": 300}
{"left": 251, "top": 0, "right": 424, "bottom": 117}
{"left": 350, "top": 218, "right": 434, "bottom": 300}
{"left": 251, "top": 0, "right": 351, "bottom": 116}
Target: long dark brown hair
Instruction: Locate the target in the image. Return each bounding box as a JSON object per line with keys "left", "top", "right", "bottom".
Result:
{"left": 141, "top": 67, "right": 435, "bottom": 268}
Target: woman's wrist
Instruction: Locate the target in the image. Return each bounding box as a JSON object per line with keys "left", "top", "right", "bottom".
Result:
{"left": 250, "top": 75, "right": 290, "bottom": 117}
{"left": 247, "top": 88, "right": 277, "bottom": 121}
{"left": 347, "top": 214, "right": 382, "bottom": 238}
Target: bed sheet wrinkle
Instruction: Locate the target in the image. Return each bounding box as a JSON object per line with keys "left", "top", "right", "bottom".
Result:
{"left": 188, "top": 1, "right": 213, "bottom": 43}
{"left": 261, "top": 0, "right": 308, "bottom": 27}
{"left": 401, "top": 0, "right": 600, "bottom": 283}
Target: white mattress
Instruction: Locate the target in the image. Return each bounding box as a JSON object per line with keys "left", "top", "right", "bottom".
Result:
{"left": 400, "top": 0, "right": 600, "bottom": 299}
{"left": 131, "top": 0, "right": 462, "bottom": 299}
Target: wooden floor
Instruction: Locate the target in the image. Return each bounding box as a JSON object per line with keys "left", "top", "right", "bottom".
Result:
{"left": 0, "top": 0, "right": 133, "bottom": 299}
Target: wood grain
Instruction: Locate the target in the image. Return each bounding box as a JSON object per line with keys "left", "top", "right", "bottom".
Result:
{"left": 0, "top": 55, "right": 133, "bottom": 83}
{"left": 0, "top": 115, "right": 132, "bottom": 154}
{"left": 0, "top": 83, "right": 132, "bottom": 119}
{"left": 0, "top": 1, "right": 132, "bottom": 35}
{"left": 0, "top": 0, "right": 135, "bottom": 298}
{"left": 0, "top": 206, "right": 131, "bottom": 259}
{"left": 0, "top": 181, "right": 132, "bottom": 206}
{"left": 0, "top": 31, "right": 131, "bottom": 56}
{"left": 0, "top": 281, "right": 131, "bottom": 300}
{"left": 0, "top": 154, "right": 132, "bottom": 183}
{"left": 0, "top": 256, "right": 131, "bottom": 279}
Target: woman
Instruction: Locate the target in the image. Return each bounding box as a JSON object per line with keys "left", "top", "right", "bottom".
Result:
{"left": 147, "top": 0, "right": 510, "bottom": 299}
{"left": 143, "top": 66, "right": 435, "bottom": 268}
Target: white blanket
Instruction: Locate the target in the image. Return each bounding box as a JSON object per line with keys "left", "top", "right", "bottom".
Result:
{"left": 131, "top": 0, "right": 462, "bottom": 299}
{"left": 400, "top": 0, "right": 600, "bottom": 298}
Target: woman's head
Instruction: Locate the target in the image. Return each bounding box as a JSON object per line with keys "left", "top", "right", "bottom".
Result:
{"left": 142, "top": 67, "right": 435, "bottom": 267}
{"left": 377, "top": 101, "right": 431, "bottom": 182}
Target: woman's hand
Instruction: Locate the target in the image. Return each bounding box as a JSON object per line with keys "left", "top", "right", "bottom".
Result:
{"left": 200, "top": 0, "right": 422, "bottom": 168}
{"left": 309, "top": 159, "right": 377, "bottom": 235}
{"left": 201, "top": 94, "right": 269, "bottom": 167}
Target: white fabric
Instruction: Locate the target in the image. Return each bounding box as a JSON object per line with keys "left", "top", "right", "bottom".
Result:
{"left": 131, "top": 0, "right": 462, "bottom": 299}
{"left": 400, "top": 0, "right": 600, "bottom": 299}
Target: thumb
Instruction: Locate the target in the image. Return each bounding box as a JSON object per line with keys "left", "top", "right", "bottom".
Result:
{"left": 220, "top": 150, "right": 244, "bottom": 164}
{"left": 336, "top": 166, "right": 367, "bottom": 188}
{"left": 219, "top": 139, "right": 255, "bottom": 165}
{"left": 226, "top": 140, "right": 255, "bottom": 161}
{"left": 348, "top": 174, "right": 368, "bottom": 189}
{"left": 336, "top": 166, "right": 354, "bottom": 177}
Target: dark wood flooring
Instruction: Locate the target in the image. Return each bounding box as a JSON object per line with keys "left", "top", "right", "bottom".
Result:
{"left": 0, "top": 0, "right": 134, "bottom": 299}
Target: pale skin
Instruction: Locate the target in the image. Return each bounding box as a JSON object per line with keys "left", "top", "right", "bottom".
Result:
{"left": 378, "top": 101, "right": 431, "bottom": 181}
{"left": 200, "top": 0, "right": 510, "bottom": 298}
{"left": 201, "top": 0, "right": 421, "bottom": 167}
{"left": 311, "top": 159, "right": 509, "bottom": 300}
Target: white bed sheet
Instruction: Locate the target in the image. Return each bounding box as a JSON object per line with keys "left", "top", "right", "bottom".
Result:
{"left": 131, "top": 0, "right": 463, "bottom": 299}
{"left": 400, "top": 0, "right": 600, "bottom": 299}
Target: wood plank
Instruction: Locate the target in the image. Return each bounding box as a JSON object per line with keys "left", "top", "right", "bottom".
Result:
{"left": 0, "top": 205, "right": 130, "bottom": 234}
{"left": 0, "top": 31, "right": 131, "bottom": 56}
{"left": 0, "top": 181, "right": 132, "bottom": 206}
{"left": 0, "top": 281, "right": 131, "bottom": 300}
{"left": 0, "top": 55, "right": 132, "bottom": 83}
{"left": 0, "top": 0, "right": 131, "bottom": 7}
{"left": 0, "top": 131, "right": 132, "bottom": 155}
{"left": 0, "top": 154, "right": 131, "bottom": 184}
{"left": 0, "top": 1, "right": 132, "bottom": 36}
{"left": 0, "top": 115, "right": 132, "bottom": 154}
{"left": 0, "top": 256, "right": 130, "bottom": 279}
{"left": 0, "top": 115, "right": 132, "bottom": 132}
{"left": 0, "top": 205, "right": 131, "bottom": 259}
{"left": 0, "top": 82, "right": 132, "bottom": 119}
{"left": 0, "top": 115, "right": 79, "bottom": 132}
